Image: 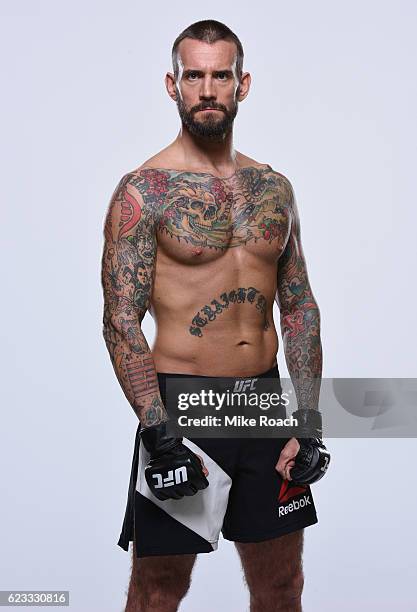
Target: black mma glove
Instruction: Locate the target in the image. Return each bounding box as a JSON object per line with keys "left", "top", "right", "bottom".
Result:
{"left": 139, "top": 421, "right": 209, "bottom": 501}
{"left": 290, "top": 408, "right": 331, "bottom": 486}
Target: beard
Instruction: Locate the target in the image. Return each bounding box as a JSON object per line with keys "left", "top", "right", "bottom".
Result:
{"left": 176, "top": 88, "right": 239, "bottom": 141}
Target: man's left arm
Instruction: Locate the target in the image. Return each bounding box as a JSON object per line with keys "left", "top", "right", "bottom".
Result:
{"left": 275, "top": 179, "right": 330, "bottom": 484}
{"left": 275, "top": 181, "right": 322, "bottom": 412}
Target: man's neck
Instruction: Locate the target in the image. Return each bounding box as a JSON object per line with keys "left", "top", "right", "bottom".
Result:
{"left": 172, "top": 126, "right": 239, "bottom": 174}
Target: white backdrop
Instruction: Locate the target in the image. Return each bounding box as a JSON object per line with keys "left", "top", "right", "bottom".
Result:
{"left": 1, "top": 1, "right": 416, "bottom": 610}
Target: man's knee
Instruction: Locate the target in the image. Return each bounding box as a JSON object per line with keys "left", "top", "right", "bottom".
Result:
{"left": 276, "top": 567, "right": 304, "bottom": 601}
{"left": 253, "top": 567, "right": 304, "bottom": 609}
{"left": 137, "top": 573, "right": 191, "bottom": 606}
{"left": 135, "top": 586, "right": 190, "bottom": 611}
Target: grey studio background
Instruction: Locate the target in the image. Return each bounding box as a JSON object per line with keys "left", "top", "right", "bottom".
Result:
{"left": 1, "top": 1, "right": 416, "bottom": 611}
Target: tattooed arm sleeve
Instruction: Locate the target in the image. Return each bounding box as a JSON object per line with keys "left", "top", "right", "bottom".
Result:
{"left": 275, "top": 181, "right": 323, "bottom": 411}
{"left": 101, "top": 173, "right": 168, "bottom": 427}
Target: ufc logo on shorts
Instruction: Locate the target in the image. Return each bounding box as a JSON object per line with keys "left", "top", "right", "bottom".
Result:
{"left": 233, "top": 378, "right": 258, "bottom": 392}
{"left": 152, "top": 466, "right": 188, "bottom": 489}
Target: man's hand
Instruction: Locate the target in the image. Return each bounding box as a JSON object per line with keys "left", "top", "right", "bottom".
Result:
{"left": 276, "top": 436, "right": 330, "bottom": 484}
{"left": 195, "top": 454, "right": 209, "bottom": 478}
{"left": 276, "top": 408, "right": 331, "bottom": 484}
{"left": 275, "top": 437, "right": 300, "bottom": 481}
{"left": 140, "top": 421, "right": 209, "bottom": 501}
{"left": 288, "top": 437, "right": 330, "bottom": 485}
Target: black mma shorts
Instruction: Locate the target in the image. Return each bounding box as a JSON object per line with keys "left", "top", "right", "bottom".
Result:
{"left": 117, "top": 365, "right": 318, "bottom": 558}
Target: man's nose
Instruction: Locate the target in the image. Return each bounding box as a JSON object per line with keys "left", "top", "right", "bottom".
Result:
{"left": 199, "top": 76, "right": 216, "bottom": 100}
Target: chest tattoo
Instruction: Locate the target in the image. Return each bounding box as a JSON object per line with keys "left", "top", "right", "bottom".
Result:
{"left": 126, "top": 165, "right": 292, "bottom": 251}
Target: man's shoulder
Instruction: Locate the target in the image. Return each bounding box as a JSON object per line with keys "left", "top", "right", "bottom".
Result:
{"left": 259, "top": 162, "right": 294, "bottom": 198}
{"left": 105, "top": 165, "right": 160, "bottom": 231}
{"left": 113, "top": 159, "right": 166, "bottom": 198}
{"left": 133, "top": 148, "right": 179, "bottom": 174}
{"left": 238, "top": 154, "right": 293, "bottom": 183}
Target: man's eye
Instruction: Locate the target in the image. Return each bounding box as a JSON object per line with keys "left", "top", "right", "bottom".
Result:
{"left": 187, "top": 72, "right": 199, "bottom": 80}
{"left": 217, "top": 73, "right": 228, "bottom": 80}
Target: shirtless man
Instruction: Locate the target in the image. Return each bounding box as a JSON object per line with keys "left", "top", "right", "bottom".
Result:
{"left": 102, "top": 19, "right": 329, "bottom": 612}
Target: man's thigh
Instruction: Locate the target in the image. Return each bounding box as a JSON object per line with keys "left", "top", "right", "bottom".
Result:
{"left": 235, "top": 529, "right": 304, "bottom": 594}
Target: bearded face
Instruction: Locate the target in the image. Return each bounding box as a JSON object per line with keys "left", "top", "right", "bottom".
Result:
{"left": 175, "top": 87, "right": 239, "bottom": 141}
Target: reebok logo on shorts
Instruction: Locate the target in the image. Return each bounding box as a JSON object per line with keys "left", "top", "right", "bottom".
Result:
{"left": 278, "top": 480, "right": 310, "bottom": 517}
{"left": 278, "top": 495, "right": 311, "bottom": 516}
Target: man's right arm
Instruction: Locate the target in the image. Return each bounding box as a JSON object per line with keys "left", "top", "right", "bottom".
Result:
{"left": 101, "top": 172, "right": 168, "bottom": 427}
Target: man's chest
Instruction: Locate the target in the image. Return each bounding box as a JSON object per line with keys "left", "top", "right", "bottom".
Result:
{"left": 142, "top": 167, "right": 293, "bottom": 265}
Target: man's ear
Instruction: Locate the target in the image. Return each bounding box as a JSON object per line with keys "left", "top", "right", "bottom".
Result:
{"left": 165, "top": 72, "right": 177, "bottom": 101}
{"left": 237, "top": 71, "right": 251, "bottom": 102}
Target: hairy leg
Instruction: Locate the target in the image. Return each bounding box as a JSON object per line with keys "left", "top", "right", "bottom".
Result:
{"left": 235, "top": 529, "right": 305, "bottom": 612}
{"left": 125, "top": 546, "right": 197, "bottom": 612}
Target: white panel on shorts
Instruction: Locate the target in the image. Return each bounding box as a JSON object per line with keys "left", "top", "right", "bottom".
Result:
{"left": 136, "top": 439, "right": 232, "bottom": 549}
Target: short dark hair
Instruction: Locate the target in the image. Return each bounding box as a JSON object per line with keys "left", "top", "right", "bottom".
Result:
{"left": 172, "top": 19, "right": 244, "bottom": 79}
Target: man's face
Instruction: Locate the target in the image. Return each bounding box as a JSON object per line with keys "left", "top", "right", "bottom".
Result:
{"left": 174, "top": 38, "right": 241, "bottom": 140}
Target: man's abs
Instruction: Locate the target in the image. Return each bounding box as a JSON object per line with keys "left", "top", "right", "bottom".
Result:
{"left": 151, "top": 252, "right": 280, "bottom": 377}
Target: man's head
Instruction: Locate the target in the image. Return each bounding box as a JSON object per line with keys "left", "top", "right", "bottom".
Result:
{"left": 166, "top": 20, "right": 251, "bottom": 141}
